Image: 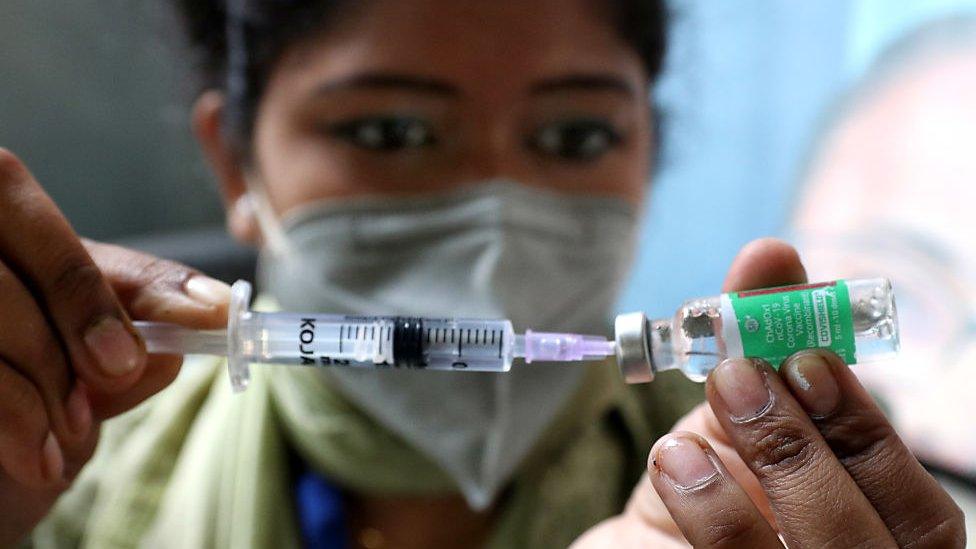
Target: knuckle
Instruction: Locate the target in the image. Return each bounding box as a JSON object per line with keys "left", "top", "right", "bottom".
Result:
{"left": 747, "top": 417, "right": 820, "bottom": 479}
{"left": 819, "top": 412, "right": 897, "bottom": 468}
{"left": 699, "top": 506, "right": 766, "bottom": 547}
{"left": 839, "top": 536, "right": 895, "bottom": 549}
{"left": 47, "top": 256, "right": 106, "bottom": 303}
{"left": 138, "top": 256, "right": 195, "bottom": 291}
{"left": 0, "top": 364, "right": 47, "bottom": 438}
{"left": 92, "top": 241, "right": 198, "bottom": 299}
{"left": 62, "top": 426, "right": 100, "bottom": 482}
{"left": 903, "top": 505, "right": 967, "bottom": 549}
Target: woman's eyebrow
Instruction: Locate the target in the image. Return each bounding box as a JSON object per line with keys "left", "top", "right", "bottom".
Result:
{"left": 314, "top": 72, "right": 460, "bottom": 96}
{"left": 530, "top": 73, "right": 636, "bottom": 97}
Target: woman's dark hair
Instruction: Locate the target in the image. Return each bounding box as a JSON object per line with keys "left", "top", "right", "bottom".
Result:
{"left": 173, "top": 0, "right": 668, "bottom": 153}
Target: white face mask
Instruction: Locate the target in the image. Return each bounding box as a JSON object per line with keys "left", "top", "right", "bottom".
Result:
{"left": 255, "top": 181, "right": 638, "bottom": 509}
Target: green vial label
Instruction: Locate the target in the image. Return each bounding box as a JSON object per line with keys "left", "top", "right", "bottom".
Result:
{"left": 728, "top": 280, "right": 857, "bottom": 367}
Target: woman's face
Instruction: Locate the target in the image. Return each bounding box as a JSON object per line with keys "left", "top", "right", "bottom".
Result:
{"left": 235, "top": 0, "right": 654, "bottom": 222}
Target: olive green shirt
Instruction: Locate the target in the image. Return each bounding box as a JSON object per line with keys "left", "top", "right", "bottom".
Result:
{"left": 29, "top": 354, "right": 702, "bottom": 548}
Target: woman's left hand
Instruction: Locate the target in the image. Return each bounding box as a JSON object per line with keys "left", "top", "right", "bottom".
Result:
{"left": 573, "top": 239, "right": 966, "bottom": 548}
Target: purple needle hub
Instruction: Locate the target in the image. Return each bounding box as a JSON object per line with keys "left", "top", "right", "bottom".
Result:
{"left": 521, "top": 330, "right": 617, "bottom": 363}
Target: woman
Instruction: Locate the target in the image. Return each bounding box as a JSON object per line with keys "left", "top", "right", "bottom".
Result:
{"left": 0, "top": 0, "right": 964, "bottom": 547}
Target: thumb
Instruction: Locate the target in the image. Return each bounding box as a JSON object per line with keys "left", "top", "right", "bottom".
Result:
{"left": 672, "top": 403, "right": 775, "bottom": 525}
{"left": 83, "top": 240, "right": 231, "bottom": 330}
{"left": 722, "top": 237, "right": 808, "bottom": 293}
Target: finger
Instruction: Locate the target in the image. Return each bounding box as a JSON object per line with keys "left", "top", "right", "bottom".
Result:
{"left": 0, "top": 150, "right": 145, "bottom": 392}
{"left": 56, "top": 386, "right": 99, "bottom": 484}
{"left": 716, "top": 237, "right": 807, "bottom": 480}
{"left": 569, "top": 509, "right": 689, "bottom": 548}
{"left": 649, "top": 431, "right": 782, "bottom": 548}
{"left": 0, "top": 360, "right": 62, "bottom": 488}
{"left": 711, "top": 238, "right": 807, "bottom": 522}
{"left": 0, "top": 384, "right": 97, "bottom": 546}
{"left": 722, "top": 238, "right": 807, "bottom": 293}
{"left": 672, "top": 403, "right": 774, "bottom": 524}
{"left": 85, "top": 240, "right": 230, "bottom": 330}
{"left": 707, "top": 358, "right": 897, "bottom": 548}
{"left": 622, "top": 474, "right": 685, "bottom": 541}
{"left": 0, "top": 261, "right": 92, "bottom": 450}
{"left": 781, "top": 351, "right": 967, "bottom": 548}
{"left": 87, "top": 355, "right": 183, "bottom": 420}
{"left": 84, "top": 242, "right": 227, "bottom": 418}
{"left": 0, "top": 473, "right": 65, "bottom": 547}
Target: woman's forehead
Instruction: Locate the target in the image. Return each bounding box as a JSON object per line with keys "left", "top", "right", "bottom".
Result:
{"left": 267, "top": 0, "right": 646, "bottom": 95}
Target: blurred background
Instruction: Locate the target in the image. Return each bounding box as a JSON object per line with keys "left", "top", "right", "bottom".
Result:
{"left": 2, "top": 0, "right": 974, "bottom": 533}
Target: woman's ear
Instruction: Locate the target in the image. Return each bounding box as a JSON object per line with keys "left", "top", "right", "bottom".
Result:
{"left": 191, "top": 91, "right": 261, "bottom": 246}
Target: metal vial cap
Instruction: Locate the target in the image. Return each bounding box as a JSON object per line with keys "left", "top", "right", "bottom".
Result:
{"left": 614, "top": 312, "right": 654, "bottom": 383}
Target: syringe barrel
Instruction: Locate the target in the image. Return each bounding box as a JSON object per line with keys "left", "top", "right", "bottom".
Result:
{"left": 236, "top": 312, "right": 516, "bottom": 372}
{"left": 238, "top": 312, "right": 395, "bottom": 367}
{"left": 221, "top": 280, "right": 520, "bottom": 392}
{"left": 420, "top": 318, "right": 516, "bottom": 371}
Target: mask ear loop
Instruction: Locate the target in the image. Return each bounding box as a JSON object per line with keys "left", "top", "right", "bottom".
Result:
{"left": 245, "top": 177, "right": 294, "bottom": 258}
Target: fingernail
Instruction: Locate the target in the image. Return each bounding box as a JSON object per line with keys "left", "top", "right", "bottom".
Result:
{"left": 783, "top": 352, "right": 840, "bottom": 417}
{"left": 185, "top": 275, "right": 231, "bottom": 307}
{"left": 42, "top": 432, "right": 64, "bottom": 483}
{"left": 654, "top": 435, "right": 718, "bottom": 489}
{"left": 84, "top": 316, "right": 144, "bottom": 376}
{"left": 65, "top": 383, "right": 92, "bottom": 437}
{"left": 712, "top": 358, "right": 772, "bottom": 421}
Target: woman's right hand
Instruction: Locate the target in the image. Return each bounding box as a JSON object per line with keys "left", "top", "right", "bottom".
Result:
{"left": 0, "top": 149, "right": 232, "bottom": 545}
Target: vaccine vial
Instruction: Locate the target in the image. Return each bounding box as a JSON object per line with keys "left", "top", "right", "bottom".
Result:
{"left": 614, "top": 278, "right": 899, "bottom": 383}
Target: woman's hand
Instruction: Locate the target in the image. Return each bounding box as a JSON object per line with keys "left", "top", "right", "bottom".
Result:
{"left": 0, "top": 149, "right": 231, "bottom": 545}
{"left": 573, "top": 239, "right": 966, "bottom": 548}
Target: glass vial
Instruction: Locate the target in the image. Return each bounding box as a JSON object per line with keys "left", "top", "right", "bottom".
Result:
{"left": 614, "top": 278, "right": 899, "bottom": 383}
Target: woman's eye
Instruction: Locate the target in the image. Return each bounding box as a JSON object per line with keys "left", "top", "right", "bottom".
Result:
{"left": 528, "top": 119, "right": 622, "bottom": 161}
{"left": 326, "top": 116, "right": 437, "bottom": 151}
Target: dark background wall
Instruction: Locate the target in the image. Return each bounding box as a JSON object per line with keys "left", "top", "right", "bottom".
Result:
{"left": 0, "top": 0, "right": 224, "bottom": 241}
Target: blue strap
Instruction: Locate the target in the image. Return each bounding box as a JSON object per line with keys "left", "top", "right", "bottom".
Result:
{"left": 294, "top": 467, "right": 348, "bottom": 549}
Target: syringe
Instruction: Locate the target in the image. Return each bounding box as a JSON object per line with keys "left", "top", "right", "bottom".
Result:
{"left": 133, "top": 281, "right": 617, "bottom": 392}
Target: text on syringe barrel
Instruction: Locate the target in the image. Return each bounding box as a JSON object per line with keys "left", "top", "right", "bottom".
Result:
{"left": 236, "top": 312, "right": 516, "bottom": 372}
